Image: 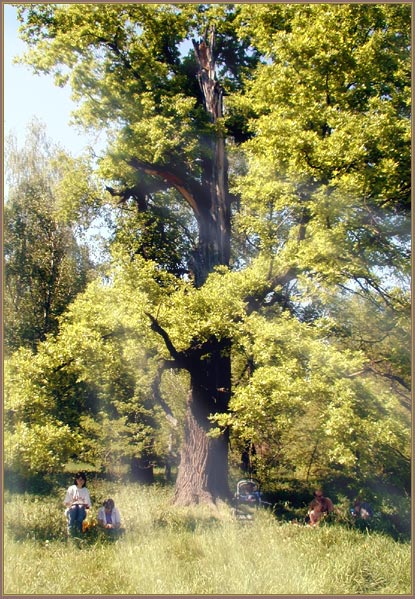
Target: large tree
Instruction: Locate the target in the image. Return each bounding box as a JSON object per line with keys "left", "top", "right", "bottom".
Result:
{"left": 4, "top": 120, "right": 96, "bottom": 354}
{"left": 15, "top": 3, "right": 411, "bottom": 504}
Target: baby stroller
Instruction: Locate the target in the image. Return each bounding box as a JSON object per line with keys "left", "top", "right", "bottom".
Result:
{"left": 234, "top": 478, "right": 264, "bottom": 520}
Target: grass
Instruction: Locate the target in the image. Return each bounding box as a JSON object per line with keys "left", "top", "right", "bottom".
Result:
{"left": 4, "top": 480, "right": 412, "bottom": 595}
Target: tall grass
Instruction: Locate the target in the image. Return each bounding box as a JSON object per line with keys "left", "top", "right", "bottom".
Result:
{"left": 4, "top": 481, "right": 411, "bottom": 595}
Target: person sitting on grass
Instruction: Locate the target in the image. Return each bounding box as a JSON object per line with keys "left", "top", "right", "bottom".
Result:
{"left": 307, "top": 488, "right": 334, "bottom": 527}
{"left": 97, "top": 498, "right": 123, "bottom": 535}
{"left": 64, "top": 472, "right": 91, "bottom": 537}
{"left": 351, "top": 498, "right": 373, "bottom": 521}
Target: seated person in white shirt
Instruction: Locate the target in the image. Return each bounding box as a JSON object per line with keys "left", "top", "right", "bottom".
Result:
{"left": 97, "top": 498, "right": 122, "bottom": 533}
{"left": 63, "top": 472, "right": 91, "bottom": 537}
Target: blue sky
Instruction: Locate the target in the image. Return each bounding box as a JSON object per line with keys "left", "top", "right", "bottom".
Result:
{"left": 3, "top": 4, "right": 95, "bottom": 156}
{"left": 3, "top": 4, "right": 112, "bottom": 258}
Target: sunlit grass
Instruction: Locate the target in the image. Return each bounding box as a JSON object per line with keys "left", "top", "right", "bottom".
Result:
{"left": 4, "top": 482, "right": 411, "bottom": 595}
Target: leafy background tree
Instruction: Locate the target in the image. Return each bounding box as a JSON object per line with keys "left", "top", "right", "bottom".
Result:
{"left": 5, "top": 3, "right": 410, "bottom": 515}
{"left": 4, "top": 120, "right": 96, "bottom": 353}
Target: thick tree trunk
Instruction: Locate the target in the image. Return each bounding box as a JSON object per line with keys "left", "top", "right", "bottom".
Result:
{"left": 147, "top": 29, "right": 232, "bottom": 506}
{"left": 130, "top": 456, "right": 154, "bottom": 484}
{"left": 171, "top": 30, "right": 233, "bottom": 506}
{"left": 173, "top": 395, "right": 230, "bottom": 505}
{"left": 192, "top": 27, "right": 230, "bottom": 286}
{"left": 174, "top": 337, "right": 231, "bottom": 505}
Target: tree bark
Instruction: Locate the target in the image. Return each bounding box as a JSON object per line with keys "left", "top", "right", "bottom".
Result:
{"left": 143, "top": 29, "right": 232, "bottom": 505}
{"left": 130, "top": 456, "right": 154, "bottom": 484}
{"left": 192, "top": 26, "right": 230, "bottom": 286}
{"left": 170, "top": 31, "right": 233, "bottom": 505}
{"left": 148, "top": 318, "right": 232, "bottom": 504}
{"left": 173, "top": 337, "right": 231, "bottom": 505}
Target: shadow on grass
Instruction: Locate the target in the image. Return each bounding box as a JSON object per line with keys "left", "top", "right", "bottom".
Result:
{"left": 6, "top": 519, "right": 125, "bottom": 546}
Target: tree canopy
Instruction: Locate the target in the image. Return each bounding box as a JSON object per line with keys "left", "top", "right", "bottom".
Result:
{"left": 6, "top": 3, "right": 410, "bottom": 503}
{"left": 4, "top": 120, "right": 96, "bottom": 354}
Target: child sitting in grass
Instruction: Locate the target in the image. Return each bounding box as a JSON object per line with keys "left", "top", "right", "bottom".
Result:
{"left": 97, "top": 498, "right": 123, "bottom": 535}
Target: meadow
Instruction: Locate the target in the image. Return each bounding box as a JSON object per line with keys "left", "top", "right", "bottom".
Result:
{"left": 4, "top": 479, "right": 411, "bottom": 595}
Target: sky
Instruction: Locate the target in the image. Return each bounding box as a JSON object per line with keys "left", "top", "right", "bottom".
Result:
{"left": 3, "top": 3, "right": 112, "bottom": 258}
{"left": 3, "top": 3, "right": 96, "bottom": 157}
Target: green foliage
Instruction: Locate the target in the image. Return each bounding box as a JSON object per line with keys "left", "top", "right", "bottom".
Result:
{"left": 213, "top": 305, "right": 410, "bottom": 488}
{"left": 5, "top": 421, "right": 78, "bottom": 478}
{"left": 17, "top": 4, "right": 199, "bottom": 167}
{"left": 4, "top": 272, "right": 188, "bottom": 479}
{"left": 109, "top": 191, "right": 196, "bottom": 276}
{"left": 51, "top": 151, "right": 104, "bottom": 226}
{"left": 4, "top": 341, "right": 85, "bottom": 476}
{"left": 4, "top": 121, "right": 95, "bottom": 353}
{"left": 10, "top": 4, "right": 410, "bottom": 497}
{"left": 231, "top": 3, "right": 410, "bottom": 280}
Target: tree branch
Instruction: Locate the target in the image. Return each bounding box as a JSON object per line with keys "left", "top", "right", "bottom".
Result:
{"left": 128, "top": 157, "right": 208, "bottom": 219}
{"left": 347, "top": 361, "right": 411, "bottom": 395}
{"left": 145, "top": 312, "right": 185, "bottom": 366}
{"left": 152, "top": 363, "right": 178, "bottom": 427}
